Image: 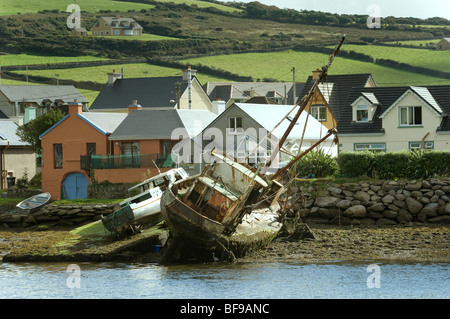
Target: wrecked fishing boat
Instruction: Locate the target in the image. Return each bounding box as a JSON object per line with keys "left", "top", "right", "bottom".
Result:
{"left": 102, "top": 168, "right": 189, "bottom": 235}
{"left": 161, "top": 152, "right": 272, "bottom": 259}
{"left": 160, "top": 35, "right": 345, "bottom": 262}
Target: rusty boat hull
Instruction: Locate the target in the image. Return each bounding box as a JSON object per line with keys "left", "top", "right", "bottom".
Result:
{"left": 161, "top": 184, "right": 226, "bottom": 248}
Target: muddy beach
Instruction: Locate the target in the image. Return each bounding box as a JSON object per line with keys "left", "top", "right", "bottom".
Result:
{"left": 1, "top": 222, "right": 448, "bottom": 264}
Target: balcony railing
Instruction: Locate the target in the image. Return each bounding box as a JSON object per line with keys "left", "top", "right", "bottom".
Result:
{"left": 80, "top": 154, "right": 173, "bottom": 169}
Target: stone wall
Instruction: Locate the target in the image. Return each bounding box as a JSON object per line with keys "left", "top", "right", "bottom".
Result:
{"left": 0, "top": 204, "right": 119, "bottom": 228}
{"left": 296, "top": 178, "right": 450, "bottom": 225}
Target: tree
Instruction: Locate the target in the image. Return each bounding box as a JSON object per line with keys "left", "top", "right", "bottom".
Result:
{"left": 16, "top": 109, "right": 66, "bottom": 154}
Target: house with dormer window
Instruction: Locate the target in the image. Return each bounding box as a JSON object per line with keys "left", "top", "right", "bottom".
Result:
{"left": 337, "top": 85, "right": 450, "bottom": 153}
{"left": 298, "top": 72, "right": 377, "bottom": 130}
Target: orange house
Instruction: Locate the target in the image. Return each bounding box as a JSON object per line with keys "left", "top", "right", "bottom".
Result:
{"left": 40, "top": 101, "right": 128, "bottom": 200}
{"left": 40, "top": 101, "right": 217, "bottom": 200}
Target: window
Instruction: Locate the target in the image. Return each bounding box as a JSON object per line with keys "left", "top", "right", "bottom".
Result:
{"left": 228, "top": 117, "right": 243, "bottom": 133}
{"left": 105, "top": 31, "right": 109, "bottom": 35}
{"left": 54, "top": 144, "right": 63, "bottom": 168}
{"left": 409, "top": 141, "right": 434, "bottom": 151}
{"left": 87, "top": 143, "right": 96, "bottom": 156}
{"left": 162, "top": 141, "right": 177, "bottom": 155}
{"left": 310, "top": 105, "right": 327, "bottom": 122}
{"left": 356, "top": 105, "right": 368, "bottom": 122}
{"left": 400, "top": 106, "right": 422, "bottom": 126}
{"left": 122, "top": 142, "right": 140, "bottom": 167}
{"left": 115, "top": 30, "right": 120, "bottom": 35}
{"left": 354, "top": 143, "right": 386, "bottom": 152}
{"left": 94, "top": 31, "right": 98, "bottom": 35}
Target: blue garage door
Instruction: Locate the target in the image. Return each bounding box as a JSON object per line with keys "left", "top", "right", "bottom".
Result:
{"left": 62, "top": 173, "right": 89, "bottom": 200}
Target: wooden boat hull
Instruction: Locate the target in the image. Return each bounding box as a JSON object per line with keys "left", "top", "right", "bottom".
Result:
{"left": 161, "top": 186, "right": 225, "bottom": 248}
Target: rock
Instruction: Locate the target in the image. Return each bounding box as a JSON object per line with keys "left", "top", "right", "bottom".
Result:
{"left": 405, "top": 197, "right": 423, "bottom": 215}
{"left": 336, "top": 200, "right": 352, "bottom": 210}
{"left": 360, "top": 218, "right": 375, "bottom": 225}
{"left": 438, "top": 203, "right": 450, "bottom": 215}
{"left": 327, "top": 187, "right": 342, "bottom": 195}
{"left": 343, "top": 205, "right": 366, "bottom": 219}
{"left": 428, "top": 215, "right": 450, "bottom": 224}
{"left": 318, "top": 208, "right": 339, "bottom": 219}
{"left": 434, "top": 190, "right": 445, "bottom": 197}
{"left": 367, "top": 211, "right": 384, "bottom": 219}
{"left": 383, "top": 210, "right": 398, "bottom": 219}
{"left": 354, "top": 191, "right": 370, "bottom": 202}
{"left": 395, "top": 193, "right": 406, "bottom": 201}
{"left": 315, "top": 196, "right": 339, "bottom": 208}
{"left": 393, "top": 200, "right": 407, "bottom": 209}
{"left": 397, "top": 209, "right": 413, "bottom": 222}
{"left": 405, "top": 182, "right": 422, "bottom": 191}
{"left": 420, "top": 203, "right": 440, "bottom": 215}
{"left": 368, "top": 202, "right": 385, "bottom": 212}
{"left": 382, "top": 195, "right": 395, "bottom": 204}
{"left": 411, "top": 191, "right": 423, "bottom": 198}
{"left": 376, "top": 218, "right": 397, "bottom": 225}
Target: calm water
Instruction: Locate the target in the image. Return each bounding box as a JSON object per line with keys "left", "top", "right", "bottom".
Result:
{"left": 0, "top": 261, "right": 448, "bottom": 299}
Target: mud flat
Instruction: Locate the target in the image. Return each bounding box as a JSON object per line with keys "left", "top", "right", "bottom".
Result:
{"left": 1, "top": 220, "right": 448, "bottom": 264}
{"left": 239, "top": 222, "right": 450, "bottom": 264}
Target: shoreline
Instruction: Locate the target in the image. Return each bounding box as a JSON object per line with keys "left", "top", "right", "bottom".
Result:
{"left": 1, "top": 222, "right": 449, "bottom": 264}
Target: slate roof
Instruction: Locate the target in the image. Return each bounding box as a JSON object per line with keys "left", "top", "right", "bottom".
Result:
{"left": 0, "top": 119, "right": 30, "bottom": 147}
{"left": 0, "top": 85, "right": 88, "bottom": 105}
{"left": 96, "top": 17, "right": 143, "bottom": 30}
{"left": 337, "top": 85, "right": 450, "bottom": 135}
{"left": 204, "top": 82, "right": 305, "bottom": 105}
{"left": 109, "top": 109, "right": 217, "bottom": 141}
{"left": 90, "top": 77, "right": 191, "bottom": 111}
{"left": 299, "top": 74, "right": 375, "bottom": 121}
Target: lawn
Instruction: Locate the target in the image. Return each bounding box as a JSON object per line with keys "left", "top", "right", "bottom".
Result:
{"left": 0, "top": 0, "right": 154, "bottom": 15}
{"left": 333, "top": 44, "right": 450, "bottom": 73}
{"left": 12, "top": 62, "right": 232, "bottom": 86}
{"left": 0, "top": 53, "right": 108, "bottom": 67}
{"left": 0, "top": 0, "right": 239, "bottom": 16}
{"left": 180, "top": 50, "right": 450, "bottom": 86}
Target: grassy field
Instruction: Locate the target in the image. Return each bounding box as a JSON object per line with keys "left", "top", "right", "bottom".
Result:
{"left": 12, "top": 62, "right": 230, "bottom": 84}
{"left": 384, "top": 39, "right": 440, "bottom": 47}
{"left": 180, "top": 50, "right": 450, "bottom": 86}
{"left": 337, "top": 44, "right": 450, "bottom": 73}
{"left": 0, "top": 53, "right": 108, "bottom": 67}
{"left": 89, "top": 32, "right": 180, "bottom": 41}
{"left": 0, "top": 0, "right": 238, "bottom": 16}
{"left": 0, "top": 0, "right": 154, "bottom": 15}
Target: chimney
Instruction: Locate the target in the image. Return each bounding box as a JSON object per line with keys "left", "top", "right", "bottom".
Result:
{"left": 183, "top": 66, "right": 197, "bottom": 110}
{"left": 312, "top": 69, "right": 321, "bottom": 80}
{"left": 107, "top": 70, "right": 122, "bottom": 85}
{"left": 212, "top": 99, "right": 225, "bottom": 115}
{"left": 69, "top": 99, "right": 83, "bottom": 116}
{"left": 128, "top": 100, "right": 142, "bottom": 113}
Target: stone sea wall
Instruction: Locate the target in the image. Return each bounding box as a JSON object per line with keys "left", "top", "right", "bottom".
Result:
{"left": 0, "top": 204, "right": 119, "bottom": 228}
{"left": 296, "top": 178, "right": 450, "bottom": 225}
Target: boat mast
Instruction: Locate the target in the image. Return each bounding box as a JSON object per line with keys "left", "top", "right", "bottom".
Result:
{"left": 265, "top": 34, "right": 345, "bottom": 172}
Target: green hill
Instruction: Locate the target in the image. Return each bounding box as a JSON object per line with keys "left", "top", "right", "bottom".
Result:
{"left": 1, "top": 0, "right": 450, "bottom": 98}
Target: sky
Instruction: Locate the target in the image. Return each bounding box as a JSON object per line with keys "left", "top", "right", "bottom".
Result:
{"left": 223, "top": 0, "right": 450, "bottom": 20}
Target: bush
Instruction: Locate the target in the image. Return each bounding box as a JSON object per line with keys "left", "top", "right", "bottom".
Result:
{"left": 295, "top": 149, "right": 339, "bottom": 178}
{"left": 337, "top": 150, "right": 450, "bottom": 179}
{"left": 337, "top": 151, "right": 374, "bottom": 178}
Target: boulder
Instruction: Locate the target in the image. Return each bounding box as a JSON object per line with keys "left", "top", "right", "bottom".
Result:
{"left": 428, "top": 215, "right": 450, "bottom": 224}
{"left": 343, "top": 205, "right": 366, "bottom": 218}
{"left": 336, "top": 200, "right": 352, "bottom": 210}
{"left": 315, "top": 196, "right": 339, "bottom": 208}
{"left": 405, "top": 182, "right": 422, "bottom": 191}
{"left": 397, "top": 209, "right": 413, "bottom": 222}
{"left": 405, "top": 197, "right": 423, "bottom": 215}
{"left": 354, "top": 191, "right": 371, "bottom": 202}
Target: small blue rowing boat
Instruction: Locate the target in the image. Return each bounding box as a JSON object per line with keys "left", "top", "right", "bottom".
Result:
{"left": 16, "top": 192, "right": 51, "bottom": 211}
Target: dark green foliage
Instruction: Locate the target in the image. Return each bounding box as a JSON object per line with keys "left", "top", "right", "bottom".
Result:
{"left": 16, "top": 109, "right": 66, "bottom": 154}
{"left": 295, "top": 149, "right": 339, "bottom": 178}
{"left": 338, "top": 150, "right": 450, "bottom": 179}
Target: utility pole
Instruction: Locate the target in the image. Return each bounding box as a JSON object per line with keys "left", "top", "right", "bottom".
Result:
{"left": 292, "top": 67, "right": 296, "bottom": 105}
